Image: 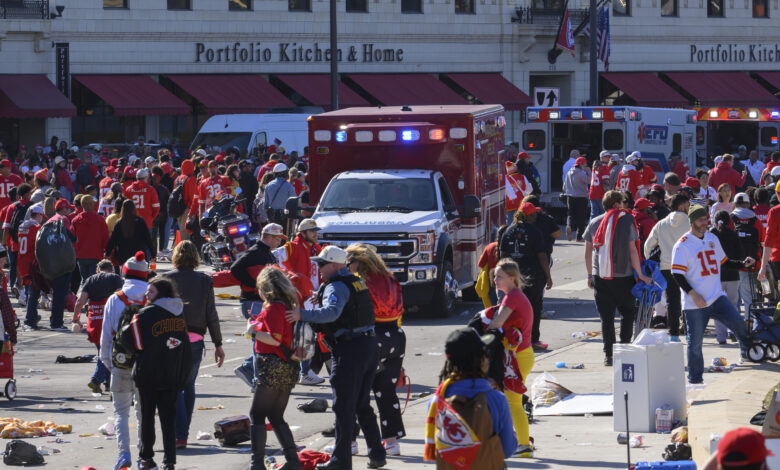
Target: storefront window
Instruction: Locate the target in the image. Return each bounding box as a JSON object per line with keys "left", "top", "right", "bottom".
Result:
{"left": 402, "top": 0, "right": 422, "bottom": 13}
{"left": 168, "top": 0, "right": 191, "bottom": 9}
{"left": 661, "top": 0, "right": 677, "bottom": 16}
{"left": 455, "top": 0, "right": 475, "bottom": 14}
{"left": 289, "top": 0, "right": 311, "bottom": 11}
{"left": 612, "top": 0, "right": 630, "bottom": 16}
{"left": 103, "top": 0, "right": 127, "bottom": 8}
{"left": 708, "top": 0, "right": 724, "bottom": 16}
{"left": 229, "top": 0, "right": 252, "bottom": 10}
{"left": 753, "top": 0, "right": 768, "bottom": 17}
{"left": 346, "top": 0, "right": 367, "bottom": 12}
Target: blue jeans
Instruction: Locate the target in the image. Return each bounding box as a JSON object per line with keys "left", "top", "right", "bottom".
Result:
{"left": 25, "top": 286, "right": 40, "bottom": 327}
{"left": 737, "top": 271, "right": 753, "bottom": 318}
{"left": 77, "top": 259, "right": 99, "bottom": 286}
{"left": 238, "top": 300, "right": 261, "bottom": 384}
{"left": 589, "top": 199, "right": 604, "bottom": 219}
{"left": 50, "top": 271, "right": 71, "bottom": 329}
{"left": 175, "top": 339, "right": 204, "bottom": 440}
{"left": 161, "top": 216, "right": 173, "bottom": 251}
{"left": 683, "top": 295, "right": 749, "bottom": 384}
{"left": 92, "top": 344, "right": 110, "bottom": 386}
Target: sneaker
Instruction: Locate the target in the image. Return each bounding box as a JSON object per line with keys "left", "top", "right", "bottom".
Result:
{"left": 566, "top": 226, "right": 572, "bottom": 241}
{"left": 17, "top": 291, "right": 26, "bottom": 307}
{"left": 728, "top": 332, "right": 737, "bottom": 343}
{"left": 513, "top": 444, "right": 533, "bottom": 458}
{"left": 50, "top": 326, "right": 70, "bottom": 332}
{"left": 139, "top": 459, "right": 159, "bottom": 470}
{"left": 11, "top": 286, "right": 19, "bottom": 299}
{"left": 604, "top": 356, "right": 613, "bottom": 367}
{"left": 176, "top": 439, "right": 187, "bottom": 449}
{"left": 88, "top": 379, "right": 102, "bottom": 394}
{"left": 670, "top": 335, "right": 681, "bottom": 343}
{"left": 22, "top": 323, "right": 38, "bottom": 332}
{"left": 383, "top": 440, "right": 401, "bottom": 456}
{"left": 532, "top": 341, "right": 548, "bottom": 350}
{"left": 324, "top": 441, "right": 358, "bottom": 455}
{"left": 114, "top": 451, "right": 132, "bottom": 470}
{"left": 299, "top": 369, "right": 325, "bottom": 386}
{"left": 233, "top": 365, "right": 254, "bottom": 388}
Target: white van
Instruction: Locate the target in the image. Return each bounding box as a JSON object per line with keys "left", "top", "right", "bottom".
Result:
{"left": 190, "top": 113, "right": 313, "bottom": 156}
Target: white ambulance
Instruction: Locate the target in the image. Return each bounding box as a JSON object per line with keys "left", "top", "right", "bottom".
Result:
{"left": 520, "top": 106, "right": 697, "bottom": 205}
{"left": 695, "top": 107, "right": 780, "bottom": 165}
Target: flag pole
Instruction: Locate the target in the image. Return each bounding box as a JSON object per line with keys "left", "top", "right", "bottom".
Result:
{"left": 589, "top": 0, "right": 598, "bottom": 105}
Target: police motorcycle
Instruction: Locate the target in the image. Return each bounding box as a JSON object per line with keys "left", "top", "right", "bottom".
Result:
{"left": 199, "top": 192, "right": 259, "bottom": 270}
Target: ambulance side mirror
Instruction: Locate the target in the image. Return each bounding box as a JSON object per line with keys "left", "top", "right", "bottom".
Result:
{"left": 284, "top": 196, "right": 301, "bottom": 220}
{"left": 462, "top": 195, "right": 480, "bottom": 219}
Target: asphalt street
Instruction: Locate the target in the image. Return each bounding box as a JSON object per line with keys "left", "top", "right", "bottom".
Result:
{"left": 0, "top": 239, "right": 606, "bottom": 469}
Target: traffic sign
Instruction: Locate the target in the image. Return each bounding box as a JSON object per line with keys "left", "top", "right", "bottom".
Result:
{"left": 534, "top": 87, "right": 560, "bottom": 107}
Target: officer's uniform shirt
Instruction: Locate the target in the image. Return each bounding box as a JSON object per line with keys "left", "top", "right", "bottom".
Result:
{"left": 301, "top": 267, "right": 373, "bottom": 338}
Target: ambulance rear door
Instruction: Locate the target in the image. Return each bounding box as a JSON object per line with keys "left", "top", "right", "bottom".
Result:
{"left": 602, "top": 120, "right": 626, "bottom": 158}
{"left": 758, "top": 121, "right": 780, "bottom": 160}
{"left": 696, "top": 121, "right": 708, "bottom": 166}
{"left": 520, "top": 121, "right": 549, "bottom": 192}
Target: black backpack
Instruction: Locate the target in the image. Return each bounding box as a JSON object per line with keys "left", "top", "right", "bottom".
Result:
{"left": 8, "top": 201, "right": 31, "bottom": 243}
{"left": 76, "top": 163, "right": 93, "bottom": 188}
{"left": 167, "top": 176, "right": 189, "bottom": 219}
{"left": 111, "top": 291, "right": 146, "bottom": 370}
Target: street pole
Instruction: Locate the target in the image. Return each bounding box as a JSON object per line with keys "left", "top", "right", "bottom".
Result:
{"left": 589, "top": 0, "right": 598, "bottom": 105}
{"left": 330, "top": 0, "right": 338, "bottom": 111}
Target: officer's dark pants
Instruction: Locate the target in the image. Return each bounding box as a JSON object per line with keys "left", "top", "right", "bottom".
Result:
{"left": 330, "top": 333, "right": 385, "bottom": 467}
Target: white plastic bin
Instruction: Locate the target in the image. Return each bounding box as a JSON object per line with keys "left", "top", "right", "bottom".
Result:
{"left": 613, "top": 342, "right": 686, "bottom": 432}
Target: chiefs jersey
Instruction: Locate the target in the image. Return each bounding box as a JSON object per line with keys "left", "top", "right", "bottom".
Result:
{"left": 505, "top": 172, "right": 531, "bottom": 212}
{"left": 671, "top": 231, "right": 727, "bottom": 310}
{"left": 0, "top": 174, "right": 23, "bottom": 212}
{"left": 616, "top": 166, "right": 642, "bottom": 199}
{"left": 17, "top": 221, "right": 40, "bottom": 285}
{"left": 124, "top": 181, "right": 160, "bottom": 229}
{"left": 641, "top": 165, "right": 657, "bottom": 188}
{"left": 99, "top": 176, "right": 116, "bottom": 200}
{"left": 197, "top": 176, "right": 232, "bottom": 213}
{"left": 588, "top": 165, "right": 611, "bottom": 200}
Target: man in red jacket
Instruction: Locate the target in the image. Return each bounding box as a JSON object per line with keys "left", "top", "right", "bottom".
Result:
{"left": 124, "top": 168, "right": 160, "bottom": 231}
{"left": 197, "top": 161, "right": 231, "bottom": 216}
{"left": 176, "top": 159, "right": 198, "bottom": 242}
{"left": 72, "top": 195, "right": 110, "bottom": 285}
{"left": 709, "top": 153, "right": 747, "bottom": 195}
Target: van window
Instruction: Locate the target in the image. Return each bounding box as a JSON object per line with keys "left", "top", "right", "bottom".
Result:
{"left": 438, "top": 177, "right": 455, "bottom": 210}
{"left": 252, "top": 132, "right": 267, "bottom": 152}
{"left": 672, "top": 133, "right": 682, "bottom": 153}
{"left": 523, "top": 130, "right": 545, "bottom": 150}
{"left": 603, "top": 129, "right": 623, "bottom": 150}
{"left": 761, "top": 126, "right": 778, "bottom": 147}
{"left": 696, "top": 126, "right": 705, "bottom": 146}
{"left": 191, "top": 132, "right": 252, "bottom": 153}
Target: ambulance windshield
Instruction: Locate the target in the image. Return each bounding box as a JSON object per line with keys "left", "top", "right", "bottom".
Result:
{"left": 320, "top": 178, "right": 437, "bottom": 213}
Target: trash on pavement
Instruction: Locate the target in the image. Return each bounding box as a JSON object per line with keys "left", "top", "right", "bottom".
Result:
{"left": 297, "top": 398, "right": 328, "bottom": 413}
{"left": 196, "top": 404, "right": 225, "bottom": 410}
{"left": 655, "top": 407, "right": 674, "bottom": 433}
{"left": 27, "top": 369, "right": 43, "bottom": 373}
{"left": 55, "top": 355, "right": 95, "bottom": 364}
{"left": 617, "top": 432, "right": 628, "bottom": 444}
{"left": 571, "top": 363, "right": 585, "bottom": 369}
{"left": 0, "top": 418, "right": 71, "bottom": 438}
{"left": 632, "top": 328, "right": 670, "bottom": 346}
{"left": 711, "top": 357, "right": 728, "bottom": 367}
{"left": 629, "top": 434, "right": 644, "bottom": 447}
{"left": 533, "top": 393, "right": 613, "bottom": 416}
{"left": 213, "top": 416, "right": 250, "bottom": 446}
{"left": 98, "top": 422, "right": 115, "bottom": 436}
{"left": 530, "top": 372, "right": 572, "bottom": 408}
{"left": 555, "top": 362, "right": 566, "bottom": 368}
{"left": 196, "top": 431, "right": 212, "bottom": 440}
{"left": 3, "top": 439, "right": 45, "bottom": 465}
{"left": 36, "top": 445, "right": 60, "bottom": 455}
{"left": 662, "top": 442, "right": 693, "bottom": 461}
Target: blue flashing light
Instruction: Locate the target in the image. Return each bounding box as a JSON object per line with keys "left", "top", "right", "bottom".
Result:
{"left": 771, "top": 111, "right": 780, "bottom": 119}
{"left": 401, "top": 129, "right": 420, "bottom": 142}
{"left": 238, "top": 226, "right": 248, "bottom": 233}
{"left": 402, "top": 130, "right": 413, "bottom": 141}
{"left": 335, "top": 131, "right": 347, "bottom": 142}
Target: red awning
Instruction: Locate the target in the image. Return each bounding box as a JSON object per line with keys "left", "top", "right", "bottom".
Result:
{"left": 756, "top": 72, "right": 780, "bottom": 94}
{"left": 74, "top": 75, "right": 188, "bottom": 116}
{"left": 0, "top": 75, "right": 76, "bottom": 118}
{"left": 274, "top": 75, "right": 368, "bottom": 110}
{"left": 347, "top": 74, "right": 467, "bottom": 106}
{"left": 444, "top": 73, "right": 531, "bottom": 110}
{"left": 169, "top": 75, "right": 293, "bottom": 114}
{"left": 601, "top": 72, "right": 689, "bottom": 108}
{"left": 665, "top": 72, "right": 779, "bottom": 107}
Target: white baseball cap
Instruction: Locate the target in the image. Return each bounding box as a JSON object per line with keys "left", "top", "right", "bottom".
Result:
{"left": 28, "top": 204, "right": 44, "bottom": 216}
{"left": 631, "top": 151, "right": 642, "bottom": 159}
{"left": 145, "top": 156, "right": 156, "bottom": 165}
{"left": 311, "top": 245, "right": 348, "bottom": 265}
{"left": 298, "top": 218, "right": 320, "bottom": 232}
{"left": 196, "top": 149, "right": 208, "bottom": 157}
{"left": 136, "top": 168, "right": 149, "bottom": 180}
{"left": 599, "top": 150, "right": 610, "bottom": 158}
{"left": 261, "top": 223, "right": 287, "bottom": 239}
{"left": 626, "top": 155, "right": 637, "bottom": 163}
{"left": 771, "top": 166, "right": 780, "bottom": 177}
{"left": 734, "top": 192, "right": 750, "bottom": 204}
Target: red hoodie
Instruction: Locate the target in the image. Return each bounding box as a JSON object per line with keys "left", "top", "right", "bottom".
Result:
{"left": 72, "top": 209, "right": 110, "bottom": 260}
{"left": 365, "top": 273, "right": 404, "bottom": 324}
{"left": 278, "top": 235, "right": 322, "bottom": 288}
{"left": 124, "top": 180, "right": 160, "bottom": 229}
{"left": 176, "top": 160, "right": 198, "bottom": 212}
{"left": 708, "top": 161, "right": 746, "bottom": 195}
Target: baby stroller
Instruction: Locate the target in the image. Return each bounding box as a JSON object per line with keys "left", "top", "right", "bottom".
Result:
{"left": 744, "top": 276, "right": 780, "bottom": 363}
{"left": 0, "top": 343, "right": 17, "bottom": 400}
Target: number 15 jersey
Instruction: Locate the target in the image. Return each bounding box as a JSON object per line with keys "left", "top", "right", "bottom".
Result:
{"left": 671, "top": 231, "right": 726, "bottom": 310}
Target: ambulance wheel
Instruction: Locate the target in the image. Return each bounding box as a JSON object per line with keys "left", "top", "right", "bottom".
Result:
{"left": 433, "top": 260, "right": 456, "bottom": 318}
{"left": 766, "top": 343, "right": 780, "bottom": 362}
{"left": 5, "top": 380, "right": 16, "bottom": 401}
{"left": 746, "top": 342, "right": 766, "bottom": 363}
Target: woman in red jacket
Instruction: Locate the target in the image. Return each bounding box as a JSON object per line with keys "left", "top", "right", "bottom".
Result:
{"left": 246, "top": 266, "right": 301, "bottom": 470}
{"left": 345, "top": 244, "right": 406, "bottom": 456}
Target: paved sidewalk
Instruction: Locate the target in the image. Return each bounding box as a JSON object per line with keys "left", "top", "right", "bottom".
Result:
{"left": 316, "top": 332, "right": 761, "bottom": 470}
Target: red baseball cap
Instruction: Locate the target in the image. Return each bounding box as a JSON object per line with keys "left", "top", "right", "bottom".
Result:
{"left": 634, "top": 198, "right": 654, "bottom": 211}
{"left": 123, "top": 167, "right": 136, "bottom": 178}
{"left": 215, "top": 154, "right": 225, "bottom": 164}
{"left": 160, "top": 162, "right": 173, "bottom": 174}
{"left": 516, "top": 151, "right": 531, "bottom": 160}
{"left": 520, "top": 202, "right": 541, "bottom": 216}
{"left": 110, "top": 158, "right": 119, "bottom": 167}
{"left": 55, "top": 198, "right": 74, "bottom": 211}
{"left": 685, "top": 177, "right": 701, "bottom": 190}
{"left": 717, "top": 427, "right": 773, "bottom": 467}
{"left": 0, "top": 159, "right": 11, "bottom": 168}
{"left": 575, "top": 157, "right": 588, "bottom": 166}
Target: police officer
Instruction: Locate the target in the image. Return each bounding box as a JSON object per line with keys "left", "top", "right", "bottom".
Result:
{"left": 263, "top": 163, "right": 297, "bottom": 225}
{"left": 286, "top": 246, "right": 386, "bottom": 470}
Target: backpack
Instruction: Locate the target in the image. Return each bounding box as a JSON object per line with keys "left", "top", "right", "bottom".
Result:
{"left": 8, "top": 201, "right": 31, "bottom": 243}
{"left": 289, "top": 321, "right": 316, "bottom": 362}
{"left": 167, "top": 176, "right": 189, "bottom": 219}
{"left": 111, "top": 291, "right": 146, "bottom": 370}
{"left": 34, "top": 219, "right": 76, "bottom": 280}
{"left": 251, "top": 191, "right": 268, "bottom": 225}
{"left": 76, "top": 163, "right": 93, "bottom": 188}
{"left": 3, "top": 440, "right": 44, "bottom": 465}
{"left": 434, "top": 391, "right": 505, "bottom": 470}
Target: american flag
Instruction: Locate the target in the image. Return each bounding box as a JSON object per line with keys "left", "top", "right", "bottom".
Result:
{"left": 582, "top": 6, "right": 611, "bottom": 70}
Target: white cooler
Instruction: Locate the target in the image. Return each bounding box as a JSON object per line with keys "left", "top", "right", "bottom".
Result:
{"left": 613, "top": 342, "right": 686, "bottom": 432}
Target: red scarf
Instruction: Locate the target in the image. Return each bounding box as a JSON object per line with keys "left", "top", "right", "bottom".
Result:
{"left": 593, "top": 209, "right": 641, "bottom": 279}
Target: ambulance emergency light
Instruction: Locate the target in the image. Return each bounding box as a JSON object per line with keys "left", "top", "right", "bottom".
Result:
{"left": 401, "top": 130, "right": 420, "bottom": 141}
{"left": 591, "top": 110, "right": 603, "bottom": 120}
{"left": 335, "top": 131, "right": 347, "bottom": 142}
{"left": 772, "top": 111, "right": 780, "bottom": 120}
{"left": 709, "top": 110, "right": 720, "bottom": 119}
{"left": 747, "top": 110, "right": 759, "bottom": 119}
{"left": 548, "top": 111, "right": 561, "bottom": 120}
